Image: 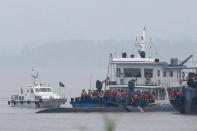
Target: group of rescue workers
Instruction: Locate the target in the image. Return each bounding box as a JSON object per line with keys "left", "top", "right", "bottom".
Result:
{"left": 79, "top": 88, "right": 156, "bottom": 106}
{"left": 170, "top": 88, "right": 183, "bottom": 99}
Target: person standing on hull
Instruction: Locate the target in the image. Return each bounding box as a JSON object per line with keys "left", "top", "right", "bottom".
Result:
{"left": 127, "top": 80, "right": 135, "bottom": 105}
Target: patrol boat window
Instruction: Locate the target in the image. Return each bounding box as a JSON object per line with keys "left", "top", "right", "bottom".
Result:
{"left": 124, "top": 68, "right": 141, "bottom": 77}
{"left": 35, "top": 88, "right": 52, "bottom": 92}
{"left": 144, "top": 69, "right": 153, "bottom": 78}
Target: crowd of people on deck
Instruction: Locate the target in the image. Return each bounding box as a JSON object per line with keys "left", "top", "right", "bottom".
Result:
{"left": 170, "top": 88, "right": 183, "bottom": 99}
{"left": 79, "top": 88, "right": 156, "bottom": 106}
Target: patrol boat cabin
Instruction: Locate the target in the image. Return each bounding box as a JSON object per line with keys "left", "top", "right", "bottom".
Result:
{"left": 105, "top": 28, "right": 196, "bottom": 104}
{"left": 8, "top": 70, "right": 67, "bottom": 108}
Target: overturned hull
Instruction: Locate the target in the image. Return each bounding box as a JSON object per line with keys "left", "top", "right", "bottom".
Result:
{"left": 170, "top": 100, "right": 197, "bottom": 114}
{"left": 37, "top": 107, "right": 132, "bottom": 113}
{"left": 170, "top": 87, "right": 197, "bottom": 114}
{"left": 8, "top": 98, "right": 67, "bottom": 108}
{"left": 37, "top": 104, "right": 174, "bottom": 113}
{"left": 70, "top": 101, "right": 120, "bottom": 108}
{"left": 170, "top": 97, "right": 185, "bottom": 113}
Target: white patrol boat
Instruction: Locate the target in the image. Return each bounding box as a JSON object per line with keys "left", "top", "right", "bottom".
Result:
{"left": 8, "top": 70, "right": 67, "bottom": 108}
{"left": 104, "top": 27, "right": 197, "bottom": 105}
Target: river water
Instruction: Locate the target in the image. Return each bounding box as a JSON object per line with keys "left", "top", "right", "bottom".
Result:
{"left": 0, "top": 68, "right": 197, "bottom": 131}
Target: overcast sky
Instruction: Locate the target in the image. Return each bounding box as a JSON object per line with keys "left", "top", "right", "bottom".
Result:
{"left": 0, "top": 0, "right": 197, "bottom": 51}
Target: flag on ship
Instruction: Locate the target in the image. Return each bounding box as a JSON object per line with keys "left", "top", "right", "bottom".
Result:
{"left": 59, "top": 82, "right": 65, "bottom": 87}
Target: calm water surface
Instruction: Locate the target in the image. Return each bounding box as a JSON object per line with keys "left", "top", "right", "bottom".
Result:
{"left": 1, "top": 99, "right": 197, "bottom": 131}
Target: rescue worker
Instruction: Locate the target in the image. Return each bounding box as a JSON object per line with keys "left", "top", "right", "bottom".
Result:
{"left": 88, "top": 89, "right": 92, "bottom": 96}
{"left": 81, "top": 89, "right": 86, "bottom": 102}
{"left": 170, "top": 88, "right": 175, "bottom": 98}
{"left": 150, "top": 93, "right": 156, "bottom": 103}
{"left": 131, "top": 94, "right": 138, "bottom": 106}
{"left": 143, "top": 93, "right": 148, "bottom": 105}
{"left": 175, "top": 90, "right": 183, "bottom": 99}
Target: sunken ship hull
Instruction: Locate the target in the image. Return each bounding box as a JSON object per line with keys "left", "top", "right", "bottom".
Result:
{"left": 170, "top": 87, "right": 197, "bottom": 114}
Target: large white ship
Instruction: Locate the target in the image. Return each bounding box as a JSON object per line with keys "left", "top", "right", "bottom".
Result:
{"left": 104, "top": 27, "right": 197, "bottom": 105}
{"left": 8, "top": 70, "right": 67, "bottom": 108}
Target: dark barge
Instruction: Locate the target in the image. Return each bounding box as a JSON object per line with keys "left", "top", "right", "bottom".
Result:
{"left": 37, "top": 81, "right": 174, "bottom": 113}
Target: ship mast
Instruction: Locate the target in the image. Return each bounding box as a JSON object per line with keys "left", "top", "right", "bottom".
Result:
{"left": 137, "top": 27, "right": 146, "bottom": 58}
{"left": 106, "top": 54, "right": 113, "bottom": 80}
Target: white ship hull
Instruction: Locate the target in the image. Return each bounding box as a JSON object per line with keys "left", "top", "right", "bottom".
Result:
{"left": 9, "top": 98, "right": 67, "bottom": 108}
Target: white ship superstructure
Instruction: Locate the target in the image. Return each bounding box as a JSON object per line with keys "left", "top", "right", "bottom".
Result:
{"left": 104, "top": 28, "right": 197, "bottom": 104}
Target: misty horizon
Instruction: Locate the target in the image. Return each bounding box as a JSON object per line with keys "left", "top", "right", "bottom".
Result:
{"left": 0, "top": 38, "right": 197, "bottom": 69}
{"left": 0, "top": 0, "right": 197, "bottom": 51}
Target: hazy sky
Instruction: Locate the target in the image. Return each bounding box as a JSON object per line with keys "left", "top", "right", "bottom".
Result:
{"left": 0, "top": 0, "right": 197, "bottom": 51}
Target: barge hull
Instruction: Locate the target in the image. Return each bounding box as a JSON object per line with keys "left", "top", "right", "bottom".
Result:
{"left": 37, "top": 105, "right": 175, "bottom": 113}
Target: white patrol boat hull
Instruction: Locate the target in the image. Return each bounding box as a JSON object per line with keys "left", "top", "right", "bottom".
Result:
{"left": 8, "top": 98, "right": 67, "bottom": 108}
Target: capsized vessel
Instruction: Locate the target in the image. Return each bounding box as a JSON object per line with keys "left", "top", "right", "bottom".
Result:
{"left": 170, "top": 72, "right": 197, "bottom": 114}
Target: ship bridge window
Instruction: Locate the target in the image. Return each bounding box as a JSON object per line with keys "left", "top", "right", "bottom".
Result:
{"left": 157, "top": 70, "right": 160, "bottom": 77}
{"left": 163, "top": 71, "right": 167, "bottom": 77}
{"left": 31, "top": 89, "right": 34, "bottom": 93}
{"left": 144, "top": 69, "right": 153, "bottom": 78}
{"left": 124, "top": 68, "right": 141, "bottom": 77}
{"left": 19, "top": 96, "right": 24, "bottom": 100}
{"left": 35, "top": 88, "right": 52, "bottom": 92}
{"left": 170, "top": 71, "right": 173, "bottom": 77}
{"left": 116, "top": 68, "right": 121, "bottom": 77}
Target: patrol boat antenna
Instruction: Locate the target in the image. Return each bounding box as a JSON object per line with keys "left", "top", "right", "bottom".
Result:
{"left": 32, "top": 69, "right": 39, "bottom": 85}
